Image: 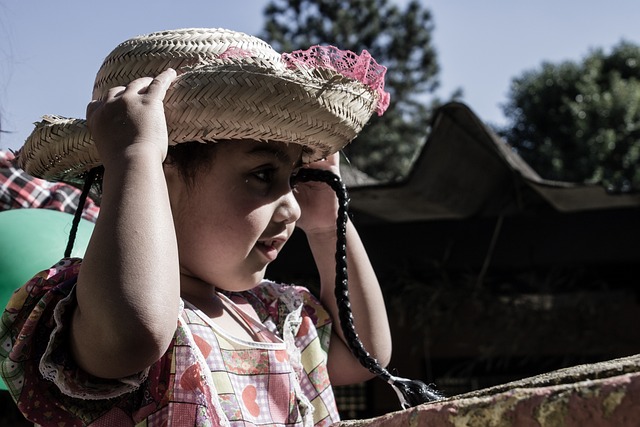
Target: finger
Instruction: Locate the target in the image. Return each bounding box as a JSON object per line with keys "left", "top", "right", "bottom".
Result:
{"left": 86, "top": 99, "right": 102, "bottom": 122}
{"left": 302, "top": 158, "right": 326, "bottom": 169}
{"left": 104, "top": 86, "right": 126, "bottom": 100}
{"left": 325, "top": 152, "right": 340, "bottom": 166}
{"left": 122, "top": 77, "right": 155, "bottom": 95}
{"left": 145, "top": 68, "right": 177, "bottom": 98}
{"left": 304, "top": 158, "right": 331, "bottom": 171}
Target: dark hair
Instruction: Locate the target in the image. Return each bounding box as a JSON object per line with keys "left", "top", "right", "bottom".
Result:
{"left": 165, "top": 141, "right": 218, "bottom": 187}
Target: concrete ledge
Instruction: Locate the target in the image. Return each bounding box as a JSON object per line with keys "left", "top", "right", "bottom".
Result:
{"left": 336, "top": 354, "right": 640, "bottom": 426}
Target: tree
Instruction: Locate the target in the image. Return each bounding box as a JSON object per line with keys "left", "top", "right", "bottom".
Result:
{"left": 500, "top": 41, "right": 640, "bottom": 193}
{"left": 261, "top": 0, "right": 450, "bottom": 181}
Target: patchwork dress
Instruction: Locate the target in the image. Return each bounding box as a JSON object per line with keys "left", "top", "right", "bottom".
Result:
{"left": 0, "top": 258, "right": 340, "bottom": 426}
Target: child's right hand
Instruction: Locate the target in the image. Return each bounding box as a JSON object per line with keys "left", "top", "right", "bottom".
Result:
{"left": 86, "top": 68, "right": 177, "bottom": 168}
{"left": 75, "top": 68, "right": 181, "bottom": 380}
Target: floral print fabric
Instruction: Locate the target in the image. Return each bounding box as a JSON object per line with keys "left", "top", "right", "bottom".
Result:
{"left": 0, "top": 258, "right": 339, "bottom": 426}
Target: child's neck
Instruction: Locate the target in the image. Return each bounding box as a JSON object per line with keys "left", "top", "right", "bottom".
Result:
{"left": 179, "top": 273, "right": 274, "bottom": 341}
{"left": 181, "top": 286, "right": 267, "bottom": 342}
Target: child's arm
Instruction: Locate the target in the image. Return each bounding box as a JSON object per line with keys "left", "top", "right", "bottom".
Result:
{"left": 71, "top": 69, "right": 181, "bottom": 379}
{"left": 295, "top": 153, "right": 393, "bottom": 386}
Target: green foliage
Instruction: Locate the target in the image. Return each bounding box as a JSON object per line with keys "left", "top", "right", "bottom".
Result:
{"left": 500, "top": 41, "right": 640, "bottom": 192}
{"left": 261, "top": 0, "right": 450, "bottom": 181}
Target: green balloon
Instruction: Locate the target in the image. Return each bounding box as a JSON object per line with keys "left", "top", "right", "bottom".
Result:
{"left": 0, "top": 208, "right": 94, "bottom": 391}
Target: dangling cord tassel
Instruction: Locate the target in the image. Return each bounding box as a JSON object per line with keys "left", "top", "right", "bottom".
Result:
{"left": 64, "top": 168, "right": 99, "bottom": 258}
{"left": 295, "top": 168, "right": 444, "bottom": 408}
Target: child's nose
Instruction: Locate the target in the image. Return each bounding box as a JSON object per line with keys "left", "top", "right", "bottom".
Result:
{"left": 274, "top": 190, "right": 301, "bottom": 224}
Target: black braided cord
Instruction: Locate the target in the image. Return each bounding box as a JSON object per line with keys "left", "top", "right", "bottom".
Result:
{"left": 64, "top": 167, "right": 100, "bottom": 258}
{"left": 295, "top": 168, "right": 443, "bottom": 408}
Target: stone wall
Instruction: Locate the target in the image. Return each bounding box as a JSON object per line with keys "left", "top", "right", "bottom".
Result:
{"left": 336, "top": 354, "right": 640, "bottom": 426}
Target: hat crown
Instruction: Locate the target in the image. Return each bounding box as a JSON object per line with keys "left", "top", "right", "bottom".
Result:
{"left": 92, "top": 28, "right": 282, "bottom": 99}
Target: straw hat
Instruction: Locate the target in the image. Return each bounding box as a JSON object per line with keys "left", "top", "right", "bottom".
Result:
{"left": 17, "top": 28, "right": 390, "bottom": 186}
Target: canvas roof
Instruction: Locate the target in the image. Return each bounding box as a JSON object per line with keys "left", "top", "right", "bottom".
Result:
{"left": 347, "top": 102, "right": 640, "bottom": 223}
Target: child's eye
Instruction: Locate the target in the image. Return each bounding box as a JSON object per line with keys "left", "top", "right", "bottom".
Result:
{"left": 252, "top": 168, "right": 275, "bottom": 183}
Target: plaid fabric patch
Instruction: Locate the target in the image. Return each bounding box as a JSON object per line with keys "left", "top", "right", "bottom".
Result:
{"left": 0, "top": 151, "right": 99, "bottom": 222}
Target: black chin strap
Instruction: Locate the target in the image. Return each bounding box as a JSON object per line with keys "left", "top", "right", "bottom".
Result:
{"left": 64, "top": 168, "right": 100, "bottom": 258}
{"left": 294, "top": 168, "right": 443, "bottom": 408}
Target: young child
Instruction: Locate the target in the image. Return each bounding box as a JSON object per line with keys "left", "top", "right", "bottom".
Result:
{"left": 0, "top": 28, "right": 434, "bottom": 426}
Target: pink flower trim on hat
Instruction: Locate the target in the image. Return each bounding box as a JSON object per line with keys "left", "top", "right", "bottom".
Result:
{"left": 281, "top": 46, "right": 390, "bottom": 116}
{"left": 218, "top": 46, "right": 255, "bottom": 59}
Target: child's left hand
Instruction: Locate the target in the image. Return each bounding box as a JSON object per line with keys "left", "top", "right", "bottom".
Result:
{"left": 294, "top": 152, "right": 341, "bottom": 236}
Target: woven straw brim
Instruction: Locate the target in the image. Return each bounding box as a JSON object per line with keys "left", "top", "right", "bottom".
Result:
{"left": 18, "top": 61, "right": 377, "bottom": 185}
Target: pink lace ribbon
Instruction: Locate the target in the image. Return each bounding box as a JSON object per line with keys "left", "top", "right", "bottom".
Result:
{"left": 282, "top": 46, "right": 390, "bottom": 116}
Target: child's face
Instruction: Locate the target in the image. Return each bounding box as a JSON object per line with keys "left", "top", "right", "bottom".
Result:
{"left": 166, "top": 140, "right": 303, "bottom": 292}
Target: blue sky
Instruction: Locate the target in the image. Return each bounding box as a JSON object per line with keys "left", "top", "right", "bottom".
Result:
{"left": 2, "top": 0, "right": 640, "bottom": 150}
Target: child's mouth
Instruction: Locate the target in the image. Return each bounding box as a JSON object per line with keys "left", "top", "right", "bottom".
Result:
{"left": 256, "top": 240, "right": 279, "bottom": 261}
